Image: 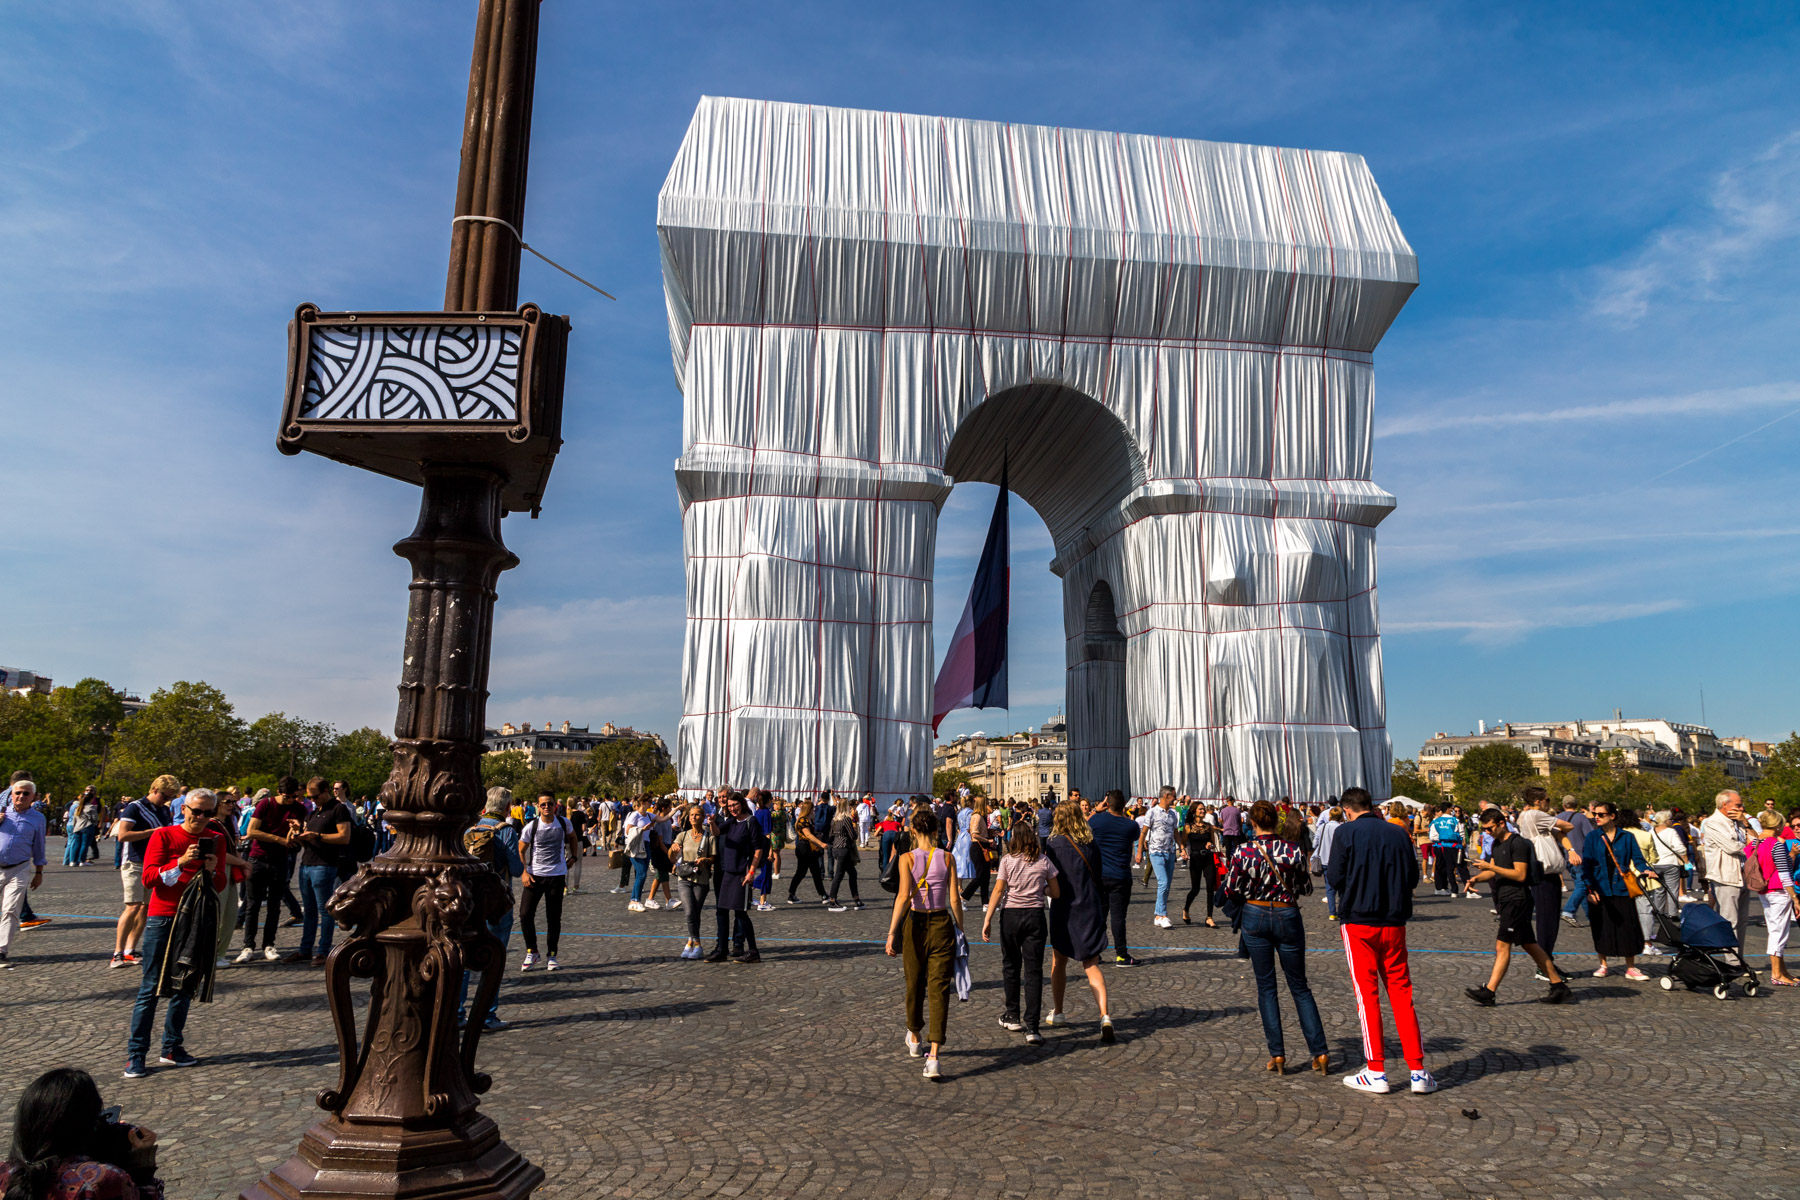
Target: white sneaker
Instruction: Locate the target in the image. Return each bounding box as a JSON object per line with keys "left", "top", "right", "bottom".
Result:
{"left": 234, "top": 947, "right": 256, "bottom": 964}
{"left": 644, "top": 899, "right": 662, "bottom": 910}
{"left": 1046, "top": 1011, "right": 1066, "bottom": 1027}
{"left": 1343, "top": 1069, "right": 1391, "bottom": 1094}
{"left": 520, "top": 952, "right": 539, "bottom": 972}
{"left": 922, "top": 1056, "right": 941, "bottom": 1080}
{"left": 905, "top": 1031, "right": 922, "bottom": 1058}
{"left": 545, "top": 957, "right": 560, "bottom": 972}
{"left": 1409, "top": 1070, "right": 1439, "bottom": 1094}
{"left": 263, "top": 946, "right": 280, "bottom": 962}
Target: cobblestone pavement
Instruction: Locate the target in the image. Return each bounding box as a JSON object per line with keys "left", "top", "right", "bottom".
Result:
{"left": 3, "top": 842, "right": 1794, "bottom": 1198}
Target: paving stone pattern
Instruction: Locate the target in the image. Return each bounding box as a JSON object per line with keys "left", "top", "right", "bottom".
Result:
{"left": 2, "top": 841, "right": 1793, "bottom": 1198}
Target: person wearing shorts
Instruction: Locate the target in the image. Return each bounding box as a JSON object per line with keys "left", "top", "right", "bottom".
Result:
{"left": 1463, "top": 808, "right": 1570, "bottom": 1007}
{"left": 111, "top": 778, "right": 177, "bottom": 969}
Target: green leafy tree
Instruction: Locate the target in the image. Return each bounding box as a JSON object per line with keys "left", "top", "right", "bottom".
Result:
{"left": 1577, "top": 749, "right": 1670, "bottom": 812}
{"left": 538, "top": 759, "right": 596, "bottom": 799}
{"left": 0, "top": 691, "right": 85, "bottom": 805}
{"left": 481, "top": 749, "right": 534, "bottom": 796}
{"left": 1452, "top": 743, "right": 1536, "bottom": 810}
{"left": 323, "top": 727, "right": 394, "bottom": 800}
{"left": 1390, "top": 757, "right": 1443, "bottom": 805}
{"left": 110, "top": 681, "right": 246, "bottom": 792}
{"left": 1656, "top": 762, "right": 1737, "bottom": 818}
{"left": 933, "top": 767, "right": 973, "bottom": 798}
{"left": 1750, "top": 734, "right": 1800, "bottom": 813}
{"left": 243, "top": 712, "right": 338, "bottom": 781}
{"left": 587, "top": 738, "right": 671, "bottom": 795}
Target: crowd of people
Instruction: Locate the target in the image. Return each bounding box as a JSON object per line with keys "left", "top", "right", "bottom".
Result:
{"left": 1, "top": 763, "right": 1793, "bottom": 1110}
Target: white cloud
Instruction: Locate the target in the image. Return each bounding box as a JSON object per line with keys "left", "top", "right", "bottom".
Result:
{"left": 1378, "top": 381, "right": 1800, "bottom": 438}
{"left": 1592, "top": 131, "right": 1800, "bottom": 324}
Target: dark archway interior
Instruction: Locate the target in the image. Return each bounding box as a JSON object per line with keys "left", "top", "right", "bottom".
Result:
{"left": 1083, "top": 579, "right": 1126, "bottom": 662}
{"left": 943, "top": 383, "right": 1146, "bottom": 549}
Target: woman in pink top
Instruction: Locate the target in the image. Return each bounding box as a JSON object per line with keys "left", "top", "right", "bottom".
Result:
{"left": 885, "top": 808, "right": 963, "bottom": 1080}
{"left": 981, "top": 821, "right": 1060, "bottom": 1042}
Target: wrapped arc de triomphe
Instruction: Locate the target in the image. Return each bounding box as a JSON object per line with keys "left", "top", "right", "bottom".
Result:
{"left": 657, "top": 97, "right": 1416, "bottom": 804}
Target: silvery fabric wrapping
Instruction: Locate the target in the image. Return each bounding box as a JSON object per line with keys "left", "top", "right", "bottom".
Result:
{"left": 660, "top": 97, "right": 1415, "bottom": 803}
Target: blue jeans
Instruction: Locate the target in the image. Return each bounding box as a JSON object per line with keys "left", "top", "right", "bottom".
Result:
{"left": 127, "top": 916, "right": 191, "bottom": 1062}
{"left": 629, "top": 856, "right": 649, "bottom": 902}
{"left": 299, "top": 864, "right": 341, "bottom": 957}
{"left": 1149, "top": 851, "right": 1176, "bottom": 916}
{"left": 457, "top": 907, "right": 515, "bottom": 1024}
{"left": 1562, "top": 882, "right": 1589, "bottom": 922}
{"left": 1239, "top": 903, "right": 1328, "bottom": 1060}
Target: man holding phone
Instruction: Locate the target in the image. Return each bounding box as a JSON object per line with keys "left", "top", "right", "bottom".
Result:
{"left": 126, "top": 788, "right": 230, "bottom": 1079}
{"left": 236, "top": 777, "right": 307, "bottom": 964}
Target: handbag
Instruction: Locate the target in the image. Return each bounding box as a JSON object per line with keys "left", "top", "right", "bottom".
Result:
{"left": 1528, "top": 821, "right": 1567, "bottom": 876}
{"left": 1601, "top": 834, "right": 1645, "bottom": 899}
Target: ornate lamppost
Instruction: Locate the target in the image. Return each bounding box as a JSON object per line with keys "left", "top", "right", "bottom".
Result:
{"left": 243, "top": 2, "right": 566, "bottom": 1197}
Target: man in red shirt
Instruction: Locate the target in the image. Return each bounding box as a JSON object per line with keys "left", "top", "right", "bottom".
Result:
{"left": 125, "top": 788, "right": 230, "bottom": 1079}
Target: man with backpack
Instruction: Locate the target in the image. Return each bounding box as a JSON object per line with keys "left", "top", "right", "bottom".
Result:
{"left": 518, "top": 792, "right": 574, "bottom": 971}
{"left": 1464, "top": 807, "right": 1572, "bottom": 1006}
{"left": 459, "top": 787, "right": 524, "bottom": 1030}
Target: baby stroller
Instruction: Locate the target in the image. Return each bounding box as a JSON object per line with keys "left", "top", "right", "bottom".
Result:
{"left": 1654, "top": 903, "right": 1760, "bottom": 999}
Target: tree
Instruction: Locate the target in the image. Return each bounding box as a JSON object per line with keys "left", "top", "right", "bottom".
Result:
{"left": 1750, "top": 734, "right": 1800, "bottom": 813}
{"left": 538, "top": 759, "right": 595, "bottom": 799}
{"left": 1451, "top": 743, "right": 1535, "bottom": 810}
{"left": 243, "top": 712, "right": 338, "bottom": 781}
{"left": 481, "top": 749, "right": 534, "bottom": 796}
{"left": 587, "top": 738, "right": 670, "bottom": 796}
{"left": 323, "top": 727, "right": 394, "bottom": 800}
{"left": 934, "top": 767, "right": 973, "bottom": 798}
{"left": 0, "top": 691, "right": 85, "bottom": 805}
{"left": 1389, "top": 757, "right": 1443, "bottom": 805}
{"left": 110, "top": 681, "right": 246, "bottom": 791}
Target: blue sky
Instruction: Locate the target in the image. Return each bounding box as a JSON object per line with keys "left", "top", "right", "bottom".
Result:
{"left": 4, "top": 2, "right": 1797, "bottom": 764}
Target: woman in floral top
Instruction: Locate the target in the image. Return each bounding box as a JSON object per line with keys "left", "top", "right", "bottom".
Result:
{"left": 0, "top": 1068, "right": 165, "bottom": 1200}
{"left": 1219, "top": 801, "right": 1331, "bottom": 1077}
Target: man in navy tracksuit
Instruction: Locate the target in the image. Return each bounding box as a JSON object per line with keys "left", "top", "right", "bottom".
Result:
{"left": 1327, "top": 787, "right": 1436, "bottom": 1096}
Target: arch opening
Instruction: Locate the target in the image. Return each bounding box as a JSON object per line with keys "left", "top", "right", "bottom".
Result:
{"left": 942, "top": 383, "right": 1145, "bottom": 554}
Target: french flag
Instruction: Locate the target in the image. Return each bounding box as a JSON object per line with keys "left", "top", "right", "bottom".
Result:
{"left": 932, "top": 478, "right": 1009, "bottom": 734}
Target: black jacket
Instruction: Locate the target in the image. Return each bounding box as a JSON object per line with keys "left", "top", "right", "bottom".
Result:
{"left": 1324, "top": 813, "right": 1419, "bottom": 928}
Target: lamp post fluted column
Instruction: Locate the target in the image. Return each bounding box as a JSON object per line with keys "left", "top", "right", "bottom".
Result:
{"left": 244, "top": 2, "right": 549, "bottom": 1197}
